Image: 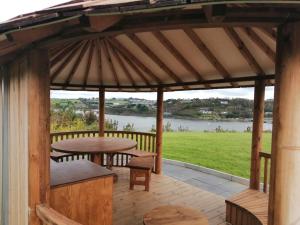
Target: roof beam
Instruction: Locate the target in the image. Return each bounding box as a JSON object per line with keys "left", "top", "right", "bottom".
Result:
{"left": 87, "top": 15, "right": 122, "bottom": 32}
{"left": 108, "top": 38, "right": 162, "bottom": 84}
{"left": 224, "top": 27, "right": 265, "bottom": 76}
{"left": 52, "top": 74, "right": 275, "bottom": 90}
{"left": 152, "top": 31, "right": 210, "bottom": 88}
{"left": 102, "top": 40, "right": 120, "bottom": 87}
{"left": 38, "top": 8, "right": 281, "bottom": 48}
{"left": 183, "top": 28, "right": 237, "bottom": 87}
{"left": 203, "top": 4, "right": 227, "bottom": 23}
{"left": 127, "top": 33, "right": 183, "bottom": 84}
{"left": 242, "top": 27, "right": 275, "bottom": 62}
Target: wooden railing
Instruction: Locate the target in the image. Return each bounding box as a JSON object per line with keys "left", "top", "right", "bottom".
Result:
{"left": 36, "top": 204, "right": 82, "bottom": 225}
{"left": 50, "top": 130, "right": 157, "bottom": 167}
{"left": 259, "top": 152, "right": 271, "bottom": 193}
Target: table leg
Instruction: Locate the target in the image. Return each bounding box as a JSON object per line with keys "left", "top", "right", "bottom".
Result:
{"left": 106, "top": 153, "right": 118, "bottom": 182}
{"left": 91, "top": 153, "right": 102, "bottom": 165}
{"left": 106, "top": 153, "right": 115, "bottom": 170}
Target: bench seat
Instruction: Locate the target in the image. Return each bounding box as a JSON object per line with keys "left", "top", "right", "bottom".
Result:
{"left": 225, "top": 189, "right": 268, "bottom": 225}
{"left": 117, "top": 149, "right": 157, "bottom": 158}
{"left": 50, "top": 151, "right": 74, "bottom": 162}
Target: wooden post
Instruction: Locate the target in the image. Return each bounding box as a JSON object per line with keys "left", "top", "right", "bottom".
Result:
{"left": 250, "top": 80, "right": 265, "bottom": 190}
{"left": 4, "top": 49, "right": 50, "bottom": 225}
{"left": 28, "top": 49, "right": 51, "bottom": 225}
{"left": 268, "top": 22, "right": 300, "bottom": 225}
{"left": 155, "top": 87, "right": 163, "bottom": 174}
{"left": 99, "top": 88, "right": 105, "bottom": 137}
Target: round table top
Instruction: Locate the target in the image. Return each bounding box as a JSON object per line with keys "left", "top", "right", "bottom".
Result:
{"left": 143, "top": 205, "right": 209, "bottom": 225}
{"left": 51, "top": 137, "right": 137, "bottom": 154}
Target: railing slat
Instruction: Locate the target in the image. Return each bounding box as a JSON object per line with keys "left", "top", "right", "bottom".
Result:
{"left": 259, "top": 151, "right": 271, "bottom": 193}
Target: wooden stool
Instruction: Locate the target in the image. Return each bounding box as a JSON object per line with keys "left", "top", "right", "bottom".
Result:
{"left": 143, "top": 205, "right": 209, "bottom": 225}
{"left": 127, "top": 157, "right": 154, "bottom": 192}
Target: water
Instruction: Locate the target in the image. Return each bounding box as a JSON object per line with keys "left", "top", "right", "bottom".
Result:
{"left": 105, "top": 114, "right": 272, "bottom": 132}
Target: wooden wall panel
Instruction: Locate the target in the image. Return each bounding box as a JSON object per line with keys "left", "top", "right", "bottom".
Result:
{"left": 0, "top": 67, "right": 3, "bottom": 225}
{"left": 7, "top": 55, "right": 29, "bottom": 225}
{"left": 50, "top": 177, "right": 113, "bottom": 225}
{"left": 2, "top": 49, "right": 50, "bottom": 225}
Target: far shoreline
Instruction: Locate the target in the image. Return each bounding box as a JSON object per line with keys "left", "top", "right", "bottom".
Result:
{"left": 105, "top": 112, "right": 273, "bottom": 124}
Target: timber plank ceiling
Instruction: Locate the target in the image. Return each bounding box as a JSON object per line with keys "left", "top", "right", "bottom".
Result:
{"left": 1, "top": 0, "right": 300, "bottom": 91}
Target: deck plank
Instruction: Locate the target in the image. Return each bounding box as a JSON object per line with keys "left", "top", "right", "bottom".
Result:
{"left": 113, "top": 168, "right": 226, "bottom": 225}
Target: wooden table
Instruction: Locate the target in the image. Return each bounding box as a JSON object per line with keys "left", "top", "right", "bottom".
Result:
{"left": 51, "top": 137, "right": 137, "bottom": 168}
{"left": 143, "top": 205, "right": 209, "bottom": 225}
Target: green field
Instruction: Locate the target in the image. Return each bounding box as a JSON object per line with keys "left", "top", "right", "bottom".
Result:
{"left": 163, "top": 132, "right": 272, "bottom": 178}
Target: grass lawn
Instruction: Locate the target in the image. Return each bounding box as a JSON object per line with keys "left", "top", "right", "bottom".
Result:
{"left": 163, "top": 132, "right": 272, "bottom": 178}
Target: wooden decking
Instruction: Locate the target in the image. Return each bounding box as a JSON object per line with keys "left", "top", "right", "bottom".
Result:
{"left": 112, "top": 168, "right": 226, "bottom": 225}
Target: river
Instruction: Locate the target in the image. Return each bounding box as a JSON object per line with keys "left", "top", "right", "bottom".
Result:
{"left": 105, "top": 114, "right": 272, "bottom": 132}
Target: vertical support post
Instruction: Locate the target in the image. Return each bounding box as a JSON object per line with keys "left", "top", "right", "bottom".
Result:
{"left": 250, "top": 79, "right": 265, "bottom": 190}
{"left": 99, "top": 88, "right": 105, "bottom": 137}
{"left": 268, "top": 22, "right": 300, "bottom": 225}
{"left": 28, "top": 49, "right": 50, "bottom": 225}
{"left": 155, "top": 87, "right": 163, "bottom": 174}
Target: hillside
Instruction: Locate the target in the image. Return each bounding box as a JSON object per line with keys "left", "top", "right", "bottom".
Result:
{"left": 51, "top": 97, "right": 274, "bottom": 121}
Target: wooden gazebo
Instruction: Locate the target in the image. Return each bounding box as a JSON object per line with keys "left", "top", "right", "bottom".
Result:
{"left": 0, "top": 1, "right": 300, "bottom": 225}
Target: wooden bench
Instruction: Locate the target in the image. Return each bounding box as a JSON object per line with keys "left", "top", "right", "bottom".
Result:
{"left": 50, "top": 151, "right": 74, "bottom": 162}
{"left": 127, "top": 157, "right": 154, "bottom": 192}
{"left": 50, "top": 151, "right": 89, "bottom": 162}
{"left": 50, "top": 160, "right": 114, "bottom": 225}
{"left": 117, "top": 149, "right": 157, "bottom": 158}
{"left": 225, "top": 189, "right": 268, "bottom": 225}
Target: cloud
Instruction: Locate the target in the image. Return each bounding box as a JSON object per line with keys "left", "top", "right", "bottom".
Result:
{"left": 51, "top": 87, "right": 274, "bottom": 100}
{"left": 0, "top": 0, "right": 70, "bottom": 22}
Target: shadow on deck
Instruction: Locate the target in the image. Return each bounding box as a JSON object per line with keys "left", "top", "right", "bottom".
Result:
{"left": 112, "top": 168, "right": 227, "bottom": 225}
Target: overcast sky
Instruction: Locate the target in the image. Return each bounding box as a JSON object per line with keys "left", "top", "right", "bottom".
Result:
{"left": 1, "top": 1, "right": 275, "bottom": 100}
{"left": 50, "top": 87, "right": 275, "bottom": 100}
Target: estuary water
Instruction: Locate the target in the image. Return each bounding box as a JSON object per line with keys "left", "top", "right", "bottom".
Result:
{"left": 105, "top": 114, "right": 272, "bottom": 132}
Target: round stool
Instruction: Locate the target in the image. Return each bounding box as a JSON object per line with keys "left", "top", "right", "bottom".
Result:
{"left": 143, "top": 205, "right": 209, "bottom": 225}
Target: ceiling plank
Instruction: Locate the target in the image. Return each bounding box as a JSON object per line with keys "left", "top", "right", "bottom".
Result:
{"left": 64, "top": 40, "right": 90, "bottom": 87}
{"left": 95, "top": 39, "right": 103, "bottom": 85}
{"left": 83, "top": 41, "right": 95, "bottom": 89}
{"left": 127, "top": 33, "right": 183, "bottom": 84}
{"left": 224, "top": 27, "right": 266, "bottom": 76}
{"left": 102, "top": 40, "right": 120, "bottom": 87}
{"left": 152, "top": 31, "right": 210, "bottom": 88}
{"left": 183, "top": 28, "right": 237, "bottom": 87}
{"left": 108, "top": 39, "right": 151, "bottom": 86}
{"left": 50, "top": 41, "right": 79, "bottom": 67}
{"left": 258, "top": 27, "right": 277, "bottom": 42}
{"left": 50, "top": 42, "right": 84, "bottom": 82}
{"left": 109, "top": 38, "right": 162, "bottom": 84}
{"left": 108, "top": 41, "right": 136, "bottom": 87}
{"left": 242, "top": 27, "right": 275, "bottom": 62}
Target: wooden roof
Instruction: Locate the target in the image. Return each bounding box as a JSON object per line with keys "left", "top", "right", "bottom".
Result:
{"left": 1, "top": 1, "right": 300, "bottom": 91}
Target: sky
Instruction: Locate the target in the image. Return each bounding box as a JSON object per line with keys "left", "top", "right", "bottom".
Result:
{"left": 50, "top": 87, "right": 275, "bottom": 100}
{"left": 1, "top": 0, "right": 275, "bottom": 101}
